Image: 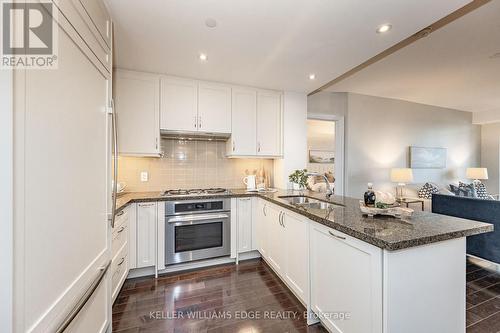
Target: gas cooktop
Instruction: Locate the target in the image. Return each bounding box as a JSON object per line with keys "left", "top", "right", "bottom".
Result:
{"left": 161, "top": 188, "right": 230, "bottom": 197}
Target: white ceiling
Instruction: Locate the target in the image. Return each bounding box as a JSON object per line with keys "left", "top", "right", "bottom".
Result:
{"left": 104, "top": 0, "right": 469, "bottom": 93}
{"left": 327, "top": 0, "right": 500, "bottom": 113}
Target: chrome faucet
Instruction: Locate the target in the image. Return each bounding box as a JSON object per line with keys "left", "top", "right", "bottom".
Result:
{"left": 306, "top": 172, "right": 333, "bottom": 198}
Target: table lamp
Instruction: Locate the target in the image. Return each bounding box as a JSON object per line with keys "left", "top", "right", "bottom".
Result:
{"left": 391, "top": 168, "right": 414, "bottom": 202}
{"left": 466, "top": 168, "right": 488, "bottom": 184}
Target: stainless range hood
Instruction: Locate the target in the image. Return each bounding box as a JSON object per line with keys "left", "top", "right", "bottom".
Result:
{"left": 160, "top": 129, "right": 230, "bottom": 142}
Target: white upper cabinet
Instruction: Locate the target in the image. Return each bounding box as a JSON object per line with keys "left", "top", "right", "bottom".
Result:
{"left": 114, "top": 70, "right": 160, "bottom": 156}
{"left": 257, "top": 90, "right": 282, "bottom": 156}
{"left": 198, "top": 82, "right": 231, "bottom": 133}
{"left": 160, "top": 76, "right": 198, "bottom": 132}
{"left": 228, "top": 87, "right": 257, "bottom": 156}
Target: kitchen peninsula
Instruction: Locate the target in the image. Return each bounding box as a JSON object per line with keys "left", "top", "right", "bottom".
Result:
{"left": 116, "top": 189, "right": 492, "bottom": 333}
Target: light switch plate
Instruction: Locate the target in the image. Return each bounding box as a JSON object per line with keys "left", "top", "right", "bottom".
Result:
{"left": 140, "top": 171, "right": 149, "bottom": 182}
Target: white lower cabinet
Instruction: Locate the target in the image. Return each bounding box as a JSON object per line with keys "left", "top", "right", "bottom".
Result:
{"left": 310, "top": 223, "right": 383, "bottom": 333}
{"left": 111, "top": 242, "right": 128, "bottom": 302}
{"left": 266, "top": 204, "right": 286, "bottom": 274}
{"left": 254, "top": 200, "right": 309, "bottom": 305}
{"left": 237, "top": 198, "right": 253, "bottom": 253}
{"left": 136, "top": 202, "right": 157, "bottom": 268}
{"left": 255, "top": 199, "right": 268, "bottom": 256}
{"left": 282, "top": 212, "right": 309, "bottom": 303}
{"left": 111, "top": 204, "right": 132, "bottom": 303}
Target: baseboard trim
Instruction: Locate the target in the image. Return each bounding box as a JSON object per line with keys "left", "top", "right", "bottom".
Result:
{"left": 467, "top": 254, "right": 500, "bottom": 273}
{"left": 127, "top": 251, "right": 262, "bottom": 279}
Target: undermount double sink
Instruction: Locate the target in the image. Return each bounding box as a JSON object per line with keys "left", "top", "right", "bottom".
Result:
{"left": 278, "top": 195, "right": 340, "bottom": 210}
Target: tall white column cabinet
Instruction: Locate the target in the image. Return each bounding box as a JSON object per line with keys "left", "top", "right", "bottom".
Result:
{"left": 6, "top": 0, "right": 114, "bottom": 331}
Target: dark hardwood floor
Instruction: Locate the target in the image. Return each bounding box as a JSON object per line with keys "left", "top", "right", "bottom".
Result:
{"left": 112, "top": 259, "right": 327, "bottom": 332}
{"left": 466, "top": 258, "right": 500, "bottom": 333}
{"left": 112, "top": 258, "right": 500, "bottom": 333}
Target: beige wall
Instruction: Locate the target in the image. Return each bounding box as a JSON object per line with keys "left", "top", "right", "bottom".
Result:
{"left": 481, "top": 123, "right": 500, "bottom": 195}
{"left": 307, "top": 119, "right": 335, "bottom": 175}
{"left": 308, "top": 92, "right": 482, "bottom": 198}
{"left": 118, "top": 139, "right": 274, "bottom": 192}
{"left": 346, "top": 93, "right": 481, "bottom": 197}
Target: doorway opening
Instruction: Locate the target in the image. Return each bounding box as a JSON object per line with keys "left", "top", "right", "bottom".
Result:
{"left": 306, "top": 118, "right": 344, "bottom": 195}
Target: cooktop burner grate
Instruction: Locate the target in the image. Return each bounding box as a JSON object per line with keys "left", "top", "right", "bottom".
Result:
{"left": 162, "top": 188, "right": 229, "bottom": 196}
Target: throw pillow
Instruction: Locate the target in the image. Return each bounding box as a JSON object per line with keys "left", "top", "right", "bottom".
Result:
{"left": 418, "top": 183, "right": 439, "bottom": 199}
{"left": 449, "top": 184, "right": 474, "bottom": 197}
{"left": 457, "top": 182, "right": 477, "bottom": 198}
{"left": 474, "top": 181, "right": 490, "bottom": 200}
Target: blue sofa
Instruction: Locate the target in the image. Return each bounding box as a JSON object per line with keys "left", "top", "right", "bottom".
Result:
{"left": 432, "top": 194, "right": 499, "bottom": 264}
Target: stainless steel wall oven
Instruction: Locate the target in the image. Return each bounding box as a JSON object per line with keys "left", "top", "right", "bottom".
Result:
{"left": 165, "top": 198, "right": 231, "bottom": 265}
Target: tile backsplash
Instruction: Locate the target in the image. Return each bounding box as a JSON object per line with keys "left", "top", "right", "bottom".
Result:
{"left": 118, "top": 139, "right": 274, "bottom": 192}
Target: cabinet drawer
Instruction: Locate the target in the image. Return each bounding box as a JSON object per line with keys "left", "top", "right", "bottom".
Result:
{"left": 112, "top": 222, "right": 128, "bottom": 259}
{"left": 114, "top": 207, "right": 129, "bottom": 231}
{"left": 111, "top": 245, "right": 128, "bottom": 301}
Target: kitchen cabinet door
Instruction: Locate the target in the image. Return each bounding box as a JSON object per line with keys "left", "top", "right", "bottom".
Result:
{"left": 266, "top": 204, "right": 285, "bottom": 274}
{"left": 256, "top": 90, "right": 282, "bottom": 156}
{"left": 198, "top": 82, "right": 231, "bottom": 133}
{"left": 283, "top": 212, "right": 309, "bottom": 304}
{"left": 136, "top": 202, "right": 157, "bottom": 268}
{"left": 310, "top": 223, "right": 383, "bottom": 333}
{"left": 115, "top": 70, "right": 160, "bottom": 156}
{"left": 78, "top": 0, "right": 112, "bottom": 48}
{"left": 237, "top": 198, "right": 253, "bottom": 253}
{"left": 228, "top": 87, "right": 257, "bottom": 156}
{"left": 255, "top": 199, "right": 268, "bottom": 257}
{"left": 160, "top": 76, "right": 198, "bottom": 132}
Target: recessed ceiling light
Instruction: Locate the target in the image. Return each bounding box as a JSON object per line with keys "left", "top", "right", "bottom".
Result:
{"left": 205, "top": 18, "right": 217, "bottom": 28}
{"left": 199, "top": 53, "right": 208, "bottom": 61}
{"left": 309, "top": 74, "right": 316, "bottom": 80}
{"left": 376, "top": 24, "right": 392, "bottom": 34}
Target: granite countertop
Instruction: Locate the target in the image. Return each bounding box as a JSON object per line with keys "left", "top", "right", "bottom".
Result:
{"left": 116, "top": 189, "right": 493, "bottom": 251}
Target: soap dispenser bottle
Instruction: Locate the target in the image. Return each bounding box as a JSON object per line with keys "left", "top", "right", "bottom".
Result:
{"left": 364, "top": 183, "right": 376, "bottom": 207}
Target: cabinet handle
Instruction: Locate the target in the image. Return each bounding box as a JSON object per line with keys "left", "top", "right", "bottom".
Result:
{"left": 281, "top": 212, "right": 285, "bottom": 228}
{"left": 117, "top": 226, "right": 125, "bottom": 233}
{"left": 116, "top": 210, "right": 125, "bottom": 217}
{"left": 328, "top": 230, "right": 346, "bottom": 240}
{"left": 263, "top": 204, "right": 267, "bottom": 216}
{"left": 117, "top": 257, "right": 125, "bottom": 266}
{"left": 139, "top": 202, "right": 156, "bottom": 207}
{"left": 278, "top": 212, "right": 283, "bottom": 226}
{"left": 194, "top": 116, "right": 197, "bottom": 128}
{"left": 199, "top": 116, "right": 202, "bottom": 129}
{"left": 232, "top": 141, "right": 236, "bottom": 152}
{"left": 257, "top": 142, "right": 261, "bottom": 152}
{"left": 155, "top": 137, "right": 158, "bottom": 150}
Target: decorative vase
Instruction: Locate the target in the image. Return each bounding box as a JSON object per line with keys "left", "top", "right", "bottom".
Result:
{"left": 293, "top": 183, "right": 304, "bottom": 191}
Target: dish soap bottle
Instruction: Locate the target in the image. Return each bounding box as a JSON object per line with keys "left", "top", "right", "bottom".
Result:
{"left": 364, "top": 183, "right": 376, "bottom": 207}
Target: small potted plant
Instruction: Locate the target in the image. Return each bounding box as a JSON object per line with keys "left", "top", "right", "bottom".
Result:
{"left": 289, "top": 169, "right": 308, "bottom": 190}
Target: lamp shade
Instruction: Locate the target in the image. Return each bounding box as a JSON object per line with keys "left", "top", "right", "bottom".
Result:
{"left": 390, "top": 168, "right": 414, "bottom": 183}
{"left": 466, "top": 168, "right": 488, "bottom": 180}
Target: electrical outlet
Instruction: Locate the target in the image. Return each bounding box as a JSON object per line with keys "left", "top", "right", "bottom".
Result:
{"left": 140, "top": 171, "right": 149, "bottom": 182}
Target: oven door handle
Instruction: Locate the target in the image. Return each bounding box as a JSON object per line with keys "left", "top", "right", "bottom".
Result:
{"left": 167, "top": 213, "right": 230, "bottom": 223}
